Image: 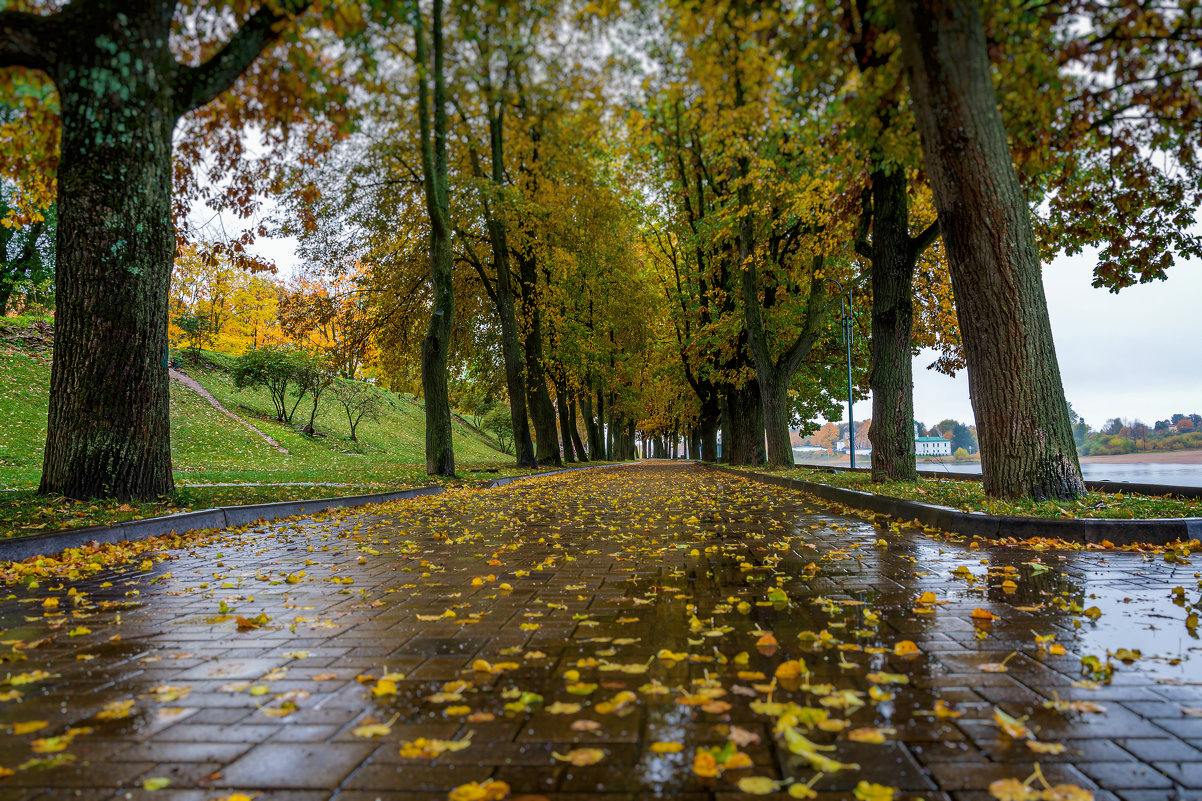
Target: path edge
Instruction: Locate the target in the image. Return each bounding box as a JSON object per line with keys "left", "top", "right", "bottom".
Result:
{"left": 0, "top": 462, "right": 634, "bottom": 562}
{"left": 703, "top": 464, "right": 1202, "bottom": 546}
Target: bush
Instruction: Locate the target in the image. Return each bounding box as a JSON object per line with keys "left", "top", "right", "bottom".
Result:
{"left": 953, "top": 447, "right": 969, "bottom": 460}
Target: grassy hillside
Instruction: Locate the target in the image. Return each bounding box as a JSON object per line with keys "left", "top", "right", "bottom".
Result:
{"left": 0, "top": 326, "right": 537, "bottom": 536}
{"left": 168, "top": 349, "right": 508, "bottom": 486}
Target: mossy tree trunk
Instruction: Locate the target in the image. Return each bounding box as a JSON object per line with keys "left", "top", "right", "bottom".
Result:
{"left": 897, "top": 0, "right": 1085, "bottom": 500}
{"left": 1, "top": 1, "right": 309, "bottom": 499}
{"left": 413, "top": 0, "right": 455, "bottom": 476}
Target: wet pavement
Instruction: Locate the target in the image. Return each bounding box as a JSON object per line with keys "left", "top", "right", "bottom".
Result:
{"left": 0, "top": 462, "right": 1199, "bottom": 801}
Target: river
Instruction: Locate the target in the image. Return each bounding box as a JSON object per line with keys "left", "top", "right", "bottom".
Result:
{"left": 795, "top": 453, "right": 1202, "bottom": 488}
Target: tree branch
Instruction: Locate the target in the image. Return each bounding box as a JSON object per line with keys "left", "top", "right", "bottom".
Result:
{"left": 175, "top": 0, "right": 313, "bottom": 114}
{"left": 0, "top": 9, "right": 57, "bottom": 72}
{"left": 909, "top": 218, "right": 941, "bottom": 260}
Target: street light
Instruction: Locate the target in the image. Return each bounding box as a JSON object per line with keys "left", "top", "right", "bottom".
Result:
{"left": 824, "top": 278, "right": 855, "bottom": 470}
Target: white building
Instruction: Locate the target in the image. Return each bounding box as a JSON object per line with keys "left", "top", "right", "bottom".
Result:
{"left": 915, "top": 436, "right": 952, "bottom": 456}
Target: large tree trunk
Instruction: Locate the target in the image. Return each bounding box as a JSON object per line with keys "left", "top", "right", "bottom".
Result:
{"left": 867, "top": 169, "right": 919, "bottom": 482}
{"left": 39, "top": 9, "right": 177, "bottom": 500}
{"left": 896, "top": 0, "right": 1084, "bottom": 499}
{"left": 725, "top": 380, "right": 765, "bottom": 466}
{"left": 760, "top": 373, "right": 794, "bottom": 468}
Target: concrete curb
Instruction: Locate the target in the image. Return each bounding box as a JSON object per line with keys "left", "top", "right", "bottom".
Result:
{"left": 705, "top": 464, "right": 1202, "bottom": 546}
{"left": 0, "top": 462, "right": 634, "bottom": 563}
{"left": 806, "top": 463, "right": 1202, "bottom": 501}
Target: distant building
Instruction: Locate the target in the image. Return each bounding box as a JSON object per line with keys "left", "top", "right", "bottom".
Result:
{"left": 915, "top": 436, "right": 952, "bottom": 456}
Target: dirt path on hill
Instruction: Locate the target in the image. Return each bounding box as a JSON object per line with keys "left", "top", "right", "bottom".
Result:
{"left": 169, "top": 368, "right": 290, "bottom": 454}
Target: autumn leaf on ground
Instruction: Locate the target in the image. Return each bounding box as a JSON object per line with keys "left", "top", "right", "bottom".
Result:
{"left": 993, "top": 708, "right": 1032, "bottom": 739}
{"left": 650, "top": 741, "right": 684, "bottom": 754}
{"left": 10, "top": 720, "right": 48, "bottom": 735}
{"left": 988, "top": 778, "right": 1040, "bottom": 800}
{"left": 398, "top": 734, "right": 473, "bottom": 759}
{"left": 551, "top": 747, "right": 605, "bottom": 766}
{"left": 853, "top": 781, "right": 897, "bottom": 801}
{"left": 736, "top": 776, "right": 779, "bottom": 795}
{"left": 447, "top": 779, "right": 510, "bottom": 801}
{"left": 96, "top": 699, "right": 136, "bottom": 720}
{"left": 545, "top": 701, "right": 581, "bottom": 715}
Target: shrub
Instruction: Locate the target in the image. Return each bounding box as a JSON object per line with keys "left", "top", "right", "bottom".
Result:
{"left": 483, "top": 405, "right": 514, "bottom": 454}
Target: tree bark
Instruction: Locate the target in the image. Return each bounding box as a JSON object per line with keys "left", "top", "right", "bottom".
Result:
{"left": 725, "top": 380, "right": 765, "bottom": 466}
{"left": 414, "top": 0, "right": 455, "bottom": 476}
{"left": 896, "top": 0, "right": 1084, "bottom": 499}
{"left": 866, "top": 168, "right": 920, "bottom": 482}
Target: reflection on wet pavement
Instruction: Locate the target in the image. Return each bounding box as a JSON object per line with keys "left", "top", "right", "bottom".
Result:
{"left": 0, "top": 463, "right": 1199, "bottom": 800}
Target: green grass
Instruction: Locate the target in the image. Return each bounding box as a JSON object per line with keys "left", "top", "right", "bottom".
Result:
{"left": 737, "top": 464, "right": 1202, "bottom": 520}
{"left": 0, "top": 335, "right": 568, "bottom": 538}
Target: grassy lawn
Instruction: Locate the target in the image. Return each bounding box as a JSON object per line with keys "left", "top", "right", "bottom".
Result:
{"left": 737, "top": 464, "right": 1202, "bottom": 520}
{"left": 0, "top": 334, "right": 579, "bottom": 538}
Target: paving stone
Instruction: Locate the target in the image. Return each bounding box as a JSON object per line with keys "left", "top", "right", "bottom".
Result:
{"left": 215, "top": 742, "right": 375, "bottom": 789}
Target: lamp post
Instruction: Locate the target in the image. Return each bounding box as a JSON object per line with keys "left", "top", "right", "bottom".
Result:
{"left": 824, "top": 279, "right": 855, "bottom": 470}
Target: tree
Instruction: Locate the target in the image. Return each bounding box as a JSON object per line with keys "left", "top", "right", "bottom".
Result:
{"left": 279, "top": 261, "right": 378, "bottom": 379}
{"left": 331, "top": 380, "right": 384, "bottom": 443}
{"left": 895, "top": 0, "right": 1085, "bottom": 500}
{"left": 950, "top": 422, "right": 974, "bottom": 454}
{"left": 231, "top": 345, "right": 308, "bottom": 424}
{"left": 1178, "top": 418, "right": 1196, "bottom": 433}
{"left": 411, "top": 0, "right": 456, "bottom": 476}
{"left": 2, "top": 1, "right": 329, "bottom": 500}
{"left": 0, "top": 188, "right": 54, "bottom": 315}
{"left": 293, "top": 352, "right": 333, "bottom": 434}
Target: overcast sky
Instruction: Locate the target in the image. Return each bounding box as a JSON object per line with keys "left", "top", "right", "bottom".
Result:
{"left": 249, "top": 233, "right": 1201, "bottom": 433}
{"left": 909, "top": 248, "right": 1202, "bottom": 430}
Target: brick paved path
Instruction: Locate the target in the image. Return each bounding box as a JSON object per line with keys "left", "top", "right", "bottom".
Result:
{"left": 0, "top": 463, "right": 1199, "bottom": 800}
